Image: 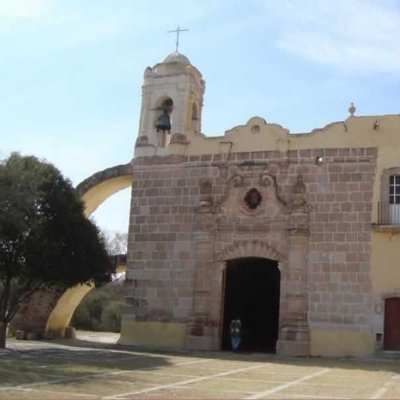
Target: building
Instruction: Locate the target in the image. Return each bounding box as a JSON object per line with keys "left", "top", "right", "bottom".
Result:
{"left": 117, "top": 50, "right": 400, "bottom": 357}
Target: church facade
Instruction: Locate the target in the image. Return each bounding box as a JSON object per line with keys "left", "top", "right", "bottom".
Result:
{"left": 119, "top": 51, "right": 400, "bottom": 357}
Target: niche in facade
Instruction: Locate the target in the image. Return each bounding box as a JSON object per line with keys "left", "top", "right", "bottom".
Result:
{"left": 244, "top": 188, "right": 262, "bottom": 211}
{"left": 155, "top": 98, "right": 173, "bottom": 147}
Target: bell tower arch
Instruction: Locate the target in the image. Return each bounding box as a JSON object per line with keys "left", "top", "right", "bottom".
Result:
{"left": 135, "top": 52, "right": 205, "bottom": 156}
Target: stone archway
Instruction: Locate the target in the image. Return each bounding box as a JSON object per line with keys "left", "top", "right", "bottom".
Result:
{"left": 45, "top": 264, "right": 127, "bottom": 337}
{"left": 45, "top": 163, "right": 133, "bottom": 337}
{"left": 222, "top": 257, "right": 281, "bottom": 352}
{"left": 218, "top": 241, "right": 284, "bottom": 353}
{"left": 212, "top": 234, "right": 310, "bottom": 356}
{"left": 218, "top": 240, "right": 285, "bottom": 265}
{"left": 77, "top": 162, "right": 133, "bottom": 216}
{"left": 186, "top": 239, "right": 286, "bottom": 351}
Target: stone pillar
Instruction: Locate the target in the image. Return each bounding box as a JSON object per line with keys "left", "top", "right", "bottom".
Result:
{"left": 277, "top": 229, "right": 310, "bottom": 356}
{"left": 139, "top": 89, "right": 151, "bottom": 136}
{"left": 186, "top": 180, "right": 217, "bottom": 350}
{"left": 173, "top": 87, "right": 186, "bottom": 137}
{"left": 277, "top": 175, "right": 310, "bottom": 356}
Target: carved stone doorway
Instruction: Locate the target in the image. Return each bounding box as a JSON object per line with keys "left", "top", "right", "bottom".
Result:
{"left": 222, "top": 257, "right": 280, "bottom": 353}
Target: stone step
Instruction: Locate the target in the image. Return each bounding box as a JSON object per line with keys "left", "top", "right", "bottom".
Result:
{"left": 379, "top": 351, "right": 400, "bottom": 360}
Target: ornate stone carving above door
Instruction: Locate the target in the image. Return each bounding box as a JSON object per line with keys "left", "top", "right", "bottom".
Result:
{"left": 218, "top": 172, "right": 286, "bottom": 218}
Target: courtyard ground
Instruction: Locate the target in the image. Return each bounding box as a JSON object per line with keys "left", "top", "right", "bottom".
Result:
{"left": 0, "top": 332, "right": 400, "bottom": 399}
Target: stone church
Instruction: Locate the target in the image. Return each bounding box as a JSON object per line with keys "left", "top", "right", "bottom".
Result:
{"left": 117, "top": 50, "right": 400, "bottom": 357}
{"left": 11, "top": 50, "right": 400, "bottom": 358}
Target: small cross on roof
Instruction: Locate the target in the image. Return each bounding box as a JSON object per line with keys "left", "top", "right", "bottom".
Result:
{"left": 167, "top": 25, "right": 189, "bottom": 52}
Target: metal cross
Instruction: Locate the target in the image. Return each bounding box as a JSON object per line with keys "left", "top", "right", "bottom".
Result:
{"left": 167, "top": 25, "right": 189, "bottom": 52}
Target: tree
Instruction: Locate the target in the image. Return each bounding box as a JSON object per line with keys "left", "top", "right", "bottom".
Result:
{"left": 102, "top": 231, "right": 128, "bottom": 255}
{"left": 0, "top": 153, "right": 114, "bottom": 348}
{"left": 72, "top": 281, "right": 124, "bottom": 332}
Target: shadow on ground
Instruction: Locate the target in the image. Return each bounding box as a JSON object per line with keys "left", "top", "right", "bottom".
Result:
{"left": 2, "top": 334, "right": 400, "bottom": 394}
{"left": 45, "top": 335, "right": 400, "bottom": 374}
{"left": 0, "top": 341, "right": 173, "bottom": 388}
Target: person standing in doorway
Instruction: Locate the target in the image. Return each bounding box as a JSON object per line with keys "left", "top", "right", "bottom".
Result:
{"left": 230, "top": 319, "right": 242, "bottom": 351}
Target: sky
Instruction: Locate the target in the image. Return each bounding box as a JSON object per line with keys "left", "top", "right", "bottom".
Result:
{"left": 1, "top": 0, "right": 399, "bottom": 234}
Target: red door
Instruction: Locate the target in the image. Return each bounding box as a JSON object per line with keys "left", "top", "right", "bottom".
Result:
{"left": 384, "top": 297, "right": 400, "bottom": 350}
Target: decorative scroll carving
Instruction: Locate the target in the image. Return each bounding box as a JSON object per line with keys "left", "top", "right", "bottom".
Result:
{"left": 197, "top": 179, "right": 214, "bottom": 210}
{"left": 259, "top": 173, "right": 274, "bottom": 188}
{"left": 231, "top": 175, "right": 244, "bottom": 187}
{"left": 287, "top": 174, "right": 310, "bottom": 236}
{"left": 218, "top": 172, "right": 286, "bottom": 217}
{"left": 288, "top": 175, "right": 308, "bottom": 212}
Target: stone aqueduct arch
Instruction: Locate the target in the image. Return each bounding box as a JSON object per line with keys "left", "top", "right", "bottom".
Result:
{"left": 45, "top": 162, "right": 133, "bottom": 337}
{"left": 76, "top": 162, "right": 133, "bottom": 215}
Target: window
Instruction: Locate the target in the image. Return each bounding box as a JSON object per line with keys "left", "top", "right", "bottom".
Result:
{"left": 376, "top": 169, "right": 400, "bottom": 226}
{"left": 389, "top": 176, "right": 400, "bottom": 204}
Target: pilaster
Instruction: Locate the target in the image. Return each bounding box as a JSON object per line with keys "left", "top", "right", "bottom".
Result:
{"left": 186, "top": 181, "right": 218, "bottom": 350}
{"left": 277, "top": 175, "right": 311, "bottom": 356}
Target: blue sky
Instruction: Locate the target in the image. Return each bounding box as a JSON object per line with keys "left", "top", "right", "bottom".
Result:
{"left": 1, "top": 0, "right": 400, "bottom": 234}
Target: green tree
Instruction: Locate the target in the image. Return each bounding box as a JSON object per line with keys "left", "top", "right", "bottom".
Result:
{"left": 72, "top": 280, "right": 125, "bottom": 332}
{"left": 0, "top": 153, "right": 114, "bottom": 348}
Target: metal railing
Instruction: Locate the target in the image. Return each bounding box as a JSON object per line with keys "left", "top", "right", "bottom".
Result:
{"left": 377, "top": 202, "right": 400, "bottom": 225}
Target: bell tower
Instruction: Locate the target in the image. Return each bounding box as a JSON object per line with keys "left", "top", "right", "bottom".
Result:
{"left": 135, "top": 52, "right": 205, "bottom": 156}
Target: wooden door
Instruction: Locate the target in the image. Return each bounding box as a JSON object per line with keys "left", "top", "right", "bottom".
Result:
{"left": 384, "top": 297, "right": 400, "bottom": 350}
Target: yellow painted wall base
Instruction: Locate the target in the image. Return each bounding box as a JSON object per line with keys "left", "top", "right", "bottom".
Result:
{"left": 311, "top": 329, "right": 375, "bottom": 357}
{"left": 119, "top": 320, "right": 187, "bottom": 349}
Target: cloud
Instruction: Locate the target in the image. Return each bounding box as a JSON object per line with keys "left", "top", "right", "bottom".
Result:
{"left": 0, "top": 0, "right": 51, "bottom": 19}
{"left": 258, "top": 0, "right": 400, "bottom": 74}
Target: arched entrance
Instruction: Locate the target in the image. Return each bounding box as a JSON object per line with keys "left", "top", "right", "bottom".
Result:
{"left": 45, "top": 163, "right": 133, "bottom": 337}
{"left": 222, "top": 257, "right": 280, "bottom": 353}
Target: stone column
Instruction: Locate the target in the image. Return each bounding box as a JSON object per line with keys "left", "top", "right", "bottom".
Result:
{"left": 186, "top": 180, "right": 217, "bottom": 350}
{"left": 139, "top": 89, "right": 151, "bottom": 136}
{"left": 170, "top": 88, "right": 189, "bottom": 145}
{"left": 277, "top": 175, "right": 310, "bottom": 356}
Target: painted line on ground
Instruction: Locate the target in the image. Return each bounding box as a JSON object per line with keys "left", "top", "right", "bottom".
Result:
{"left": 176, "top": 385, "right": 257, "bottom": 395}
{"left": 245, "top": 368, "right": 331, "bottom": 399}
{"left": 171, "top": 358, "right": 211, "bottom": 366}
{"left": 369, "top": 374, "right": 400, "bottom": 399}
{"left": 1, "top": 386, "right": 97, "bottom": 399}
{"left": 0, "top": 358, "right": 210, "bottom": 393}
{"left": 289, "top": 395, "right": 349, "bottom": 399}
{"left": 102, "top": 363, "right": 266, "bottom": 399}
{"left": 0, "top": 370, "right": 126, "bottom": 391}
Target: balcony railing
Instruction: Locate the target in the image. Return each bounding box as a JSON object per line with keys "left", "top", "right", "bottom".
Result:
{"left": 377, "top": 202, "right": 400, "bottom": 225}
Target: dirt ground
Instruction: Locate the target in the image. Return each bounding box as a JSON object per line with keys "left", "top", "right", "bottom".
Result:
{"left": 1, "top": 331, "right": 400, "bottom": 399}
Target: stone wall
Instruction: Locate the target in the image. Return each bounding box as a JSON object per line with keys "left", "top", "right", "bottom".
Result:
{"left": 306, "top": 148, "right": 377, "bottom": 333}
{"left": 124, "top": 147, "right": 377, "bottom": 352}
{"left": 10, "top": 287, "right": 64, "bottom": 335}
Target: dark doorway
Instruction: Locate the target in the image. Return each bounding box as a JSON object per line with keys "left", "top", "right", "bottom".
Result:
{"left": 222, "top": 257, "right": 280, "bottom": 353}
{"left": 384, "top": 297, "right": 400, "bottom": 350}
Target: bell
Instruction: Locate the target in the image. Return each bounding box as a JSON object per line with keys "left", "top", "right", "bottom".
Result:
{"left": 156, "top": 111, "right": 171, "bottom": 133}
